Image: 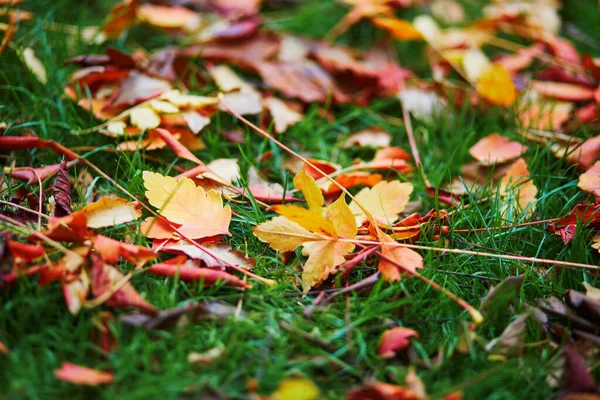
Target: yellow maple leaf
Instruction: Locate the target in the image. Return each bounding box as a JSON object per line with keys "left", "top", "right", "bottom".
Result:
{"left": 143, "top": 171, "right": 231, "bottom": 239}
{"left": 476, "top": 65, "right": 517, "bottom": 107}
{"left": 253, "top": 168, "right": 357, "bottom": 292}
{"left": 349, "top": 181, "right": 413, "bottom": 226}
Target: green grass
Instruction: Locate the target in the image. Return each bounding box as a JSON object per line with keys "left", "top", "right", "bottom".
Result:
{"left": 1, "top": 0, "right": 600, "bottom": 398}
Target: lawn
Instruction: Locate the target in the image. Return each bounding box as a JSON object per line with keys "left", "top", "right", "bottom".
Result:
{"left": 1, "top": 0, "right": 600, "bottom": 399}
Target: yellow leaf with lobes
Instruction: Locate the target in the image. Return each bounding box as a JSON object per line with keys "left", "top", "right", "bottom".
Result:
{"left": 293, "top": 167, "right": 324, "bottom": 210}
{"left": 253, "top": 171, "right": 357, "bottom": 292}
{"left": 349, "top": 181, "right": 413, "bottom": 226}
{"left": 143, "top": 171, "right": 231, "bottom": 239}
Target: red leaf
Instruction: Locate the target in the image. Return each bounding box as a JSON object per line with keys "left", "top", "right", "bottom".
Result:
{"left": 32, "top": 212, "right": 91, "bottom": 242}
{"left": 93, "top": 235, "right": 156, "bottom": 265}
{"left": 53, "top": 160, "right": 73, "bottom": 217}
{"left": 547, "top": 203, "right": 600, "bottom": 244}
{"left": 531, "top": 81, "right": 595, "bottom": 102}
{"left": 54, "top": 362, "right": 114, "bottom": 386}
{"left": 6, "top": 238, "right": 45, "bottom": 263}
{"left": 147, "top": 256, "right": 248, "bottom": 288}
{"left": 347, "top": 380, "right": 420, "bottom": 400}
{"left": 378, "top": 327, "right": 419, "bottom": 358}
{"left": 0, "top": 136, "right": 79, "bottom": 160}
{"left": 6, "top": 160, "right": 78, "bottom": 184}
{"left": 90, "top": 255, "right": 156, "bottom": 313}
{"left": 153, "top": 128, "right": 203, "bottom": 165}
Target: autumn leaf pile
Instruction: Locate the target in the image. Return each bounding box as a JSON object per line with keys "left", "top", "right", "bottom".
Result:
{"left": 2, "top": 0, "right": 600, "bottom": 398}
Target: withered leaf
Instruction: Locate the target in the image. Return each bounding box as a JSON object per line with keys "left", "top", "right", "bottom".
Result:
{"left": 52, "top": 160, "right": 73, "bottom": 217}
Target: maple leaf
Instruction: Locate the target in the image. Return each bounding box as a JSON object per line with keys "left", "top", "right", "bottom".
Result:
{"left": 253, "top": 168, "right": 357, "bottom": 292}
{"left": 142, "top": 171, "right": 232, "bottom": 239}
{"left": 349, "top": 181, "right": 414, "bottom": 226}
{"left": 377, "top": 228, "right": 423, "bottom": 281}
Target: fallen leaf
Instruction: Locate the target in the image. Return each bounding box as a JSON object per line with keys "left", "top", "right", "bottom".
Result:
{"left": 0, "top": 340, "right": 8, "bottom": 355}
{"left": 494, "top": 43, "right": 545, "bottom": 73}
{"left": 121, "top": 300, "right": 242, "bottom": 331}
{"left": 377, "top": 229, "right": 423, "bottom": 281}
{"left": 188, "top": 346, "right": 225, "bottom": 365}
{"left": 555, "top": 135, "right": 600, "bottom": 170}
{"left": 143, "top": 171, "right": 232, "bottom": 239}
{"left": 263, "top": 97, "right": 303, "bottom": 134}
{"left": 7, "top": 238, "right": 46, "bottom": 264}
{"left": 130, "top": 106, "right": 161, "bottom": 130}
{"left": 52, "top": 160, "right": 73, "bottom": 217}
{"left": 349, "top": 181, "right": 414, "bottom": 226}
{"left": 136, "top": 4, "right": 200, "bottom": 30}
{"left": 147, "top": 256, "right": 248, "bottom": 288}
{"left": 480, "top": 274, "right": 524, "bottom": 317}
{"left": 531, "top": 81, "right": 595, "bottom": 102}
{"left": 247, "top": 166, "right": 298, "bottom": 204}
{"left": 317, "top": 171, "right": 383, "bottom": 195}
{"left": 557, "top": 345, "right": 599, "bottom": 399}
{"left": 404, "top": 367, "right": 427, "bottom": 400}
{"left": 34, "top": 197, "right": 140, "bottom": 242}
{"left": 398, "top": 88, "right": 447, "bottom": 124}
{"left": 462, "top": 49, "right": 491, "bottom": 83}
{"left": 469, "top": 134, "right": 527, "bottom": 165}
{"left": 344, "top": 127, "right": 391, "bottom": 148}
{"left": 219, "top": 88, "right": 263, "bottom": 115}
{"left": 55, "top": 362, "right": 114, "bottom": 386}
{"left": 485, "top": 312, "right": 528, "bottom": 355}
{"left": 271, "top": 377, "right": 320, "bottom": 400}
{"left": 21, "top": 47, "right": 47, "bottom": 84}
{"left": 372, "top": 17, "right": 424, "bottom": 40}
{"left": 113, "top": 71, "right": 172, "bottom": 107}
{"left": 182, "top": 111, "right": 210, "bottom": 134}
{"left": 578, "top": 162, "right": 600, "bottom": 200}
{"left": 254, "top": 169, "right": 357, "bottom": 292}
{"left": 548, "top": 203, "right": 600, "bottom": 245}
{"left": 93, "top": 235, "right": 156, "bottom": 266}
{"left": 161, "top": 240, "right": 254, "bottom": 270}
{"left": 378, "top": 327, "right": 419, "bottom": 358}
{"left": 430, "top": 0, "right": 464, "bottom": 24}
{"left": 152, "top": 128, "right": 204, "bottom": 164}
{"left": 82, "top": 197, "right": 142, "bottom": 229}
{"left": 499, "top": 158, "right": 538, "bottom": 219}
{"left": 90, "top": 255, "right": 156, "bottom": 313}
{"left": 347, "top": 380, "right": 421, "bottom": 400}
{"left": 476, "top": 65, "right": 517, "bottom": 106}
